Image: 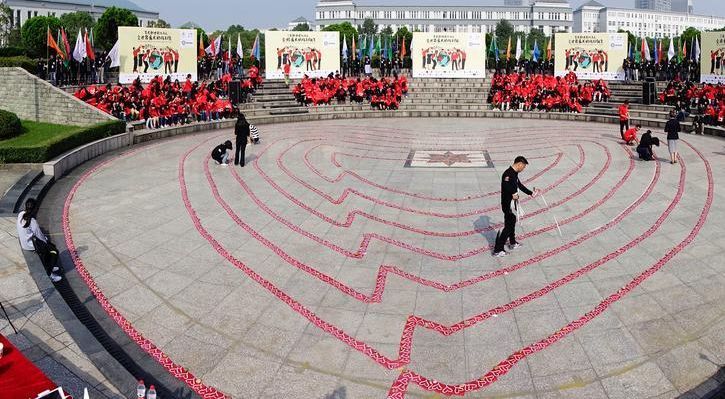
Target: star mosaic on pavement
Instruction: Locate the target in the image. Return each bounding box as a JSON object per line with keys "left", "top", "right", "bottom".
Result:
{"left": 426, "top": 151, "right": 472, "bottom": 166}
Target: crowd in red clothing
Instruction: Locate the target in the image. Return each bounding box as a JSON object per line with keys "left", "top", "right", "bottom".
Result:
{"left": 488, "top": 72, "right": 611, "bottom": 113}
{"left": 292, "top": 73, "right": 409, "bottom": 110}
{"left": 659, "top": 80, "right": 725, "bottom": 126}
{"left": 74, "top": 73, "right": 259, "bottom": 129}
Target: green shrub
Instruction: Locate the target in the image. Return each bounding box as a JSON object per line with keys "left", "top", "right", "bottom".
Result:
{"left": 0, "top": 110, "right": 22, "bottom": 140}
{"left": 0, "top": 47, "right": 29, "bottom": 57}
{"left": 0, "top": 120, "right": 126, "bottom": 163}
{"left": 0, "top": 56, "right": 38, "bottom": 74}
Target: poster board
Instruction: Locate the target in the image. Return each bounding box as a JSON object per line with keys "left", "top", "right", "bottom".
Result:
{"left": 554, "top": 33, "right": 627, "bottom": 80}
{"left": 700, "top": 32, "right": 725, "bottom": 84}
{"left": 118, "top": 27, "right": 197, "bottom": 84}
{"left": 412, "top": 32, "right": 486, "bottom": 78}
{"left": 265, "top": 31, "right": 340, "bottom": 79}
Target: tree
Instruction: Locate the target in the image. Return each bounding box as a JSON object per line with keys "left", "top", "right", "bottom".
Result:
{"left": 494, "top": 19, "right": 514, "bottom": 49}
{"left": 380, "top": 26, "right": 393, "bottom": 37}
{"left": 680, "top": 27, "right": 701, "bottom": 51}
{"left": 94, "top": 7, "right": 138, "bottom": 50}
{"left": 360, "top": 18, "right": 377, "bottom": 36}
{"left": 59, "top": 11, "right": 94, "bottom": 45}
{"left": 525, "top": 28, "right": 546, "bottom": 59}
{"left": 292, "top": 23, "right": 311, "bottom": 31}
{"left": 148, "top": 19, "right": 171, "bottom": 28}
{"left": 0, "top": 3, "right": 12, "bottom": 46}
{"left": 395, "top": 26, "right": 412, "bottom": 60}
{"left": 21, "top": 16, "right": 62, "bottom": 57}
{"left": 196, "top": 27, "right": 208, "bottom": 48}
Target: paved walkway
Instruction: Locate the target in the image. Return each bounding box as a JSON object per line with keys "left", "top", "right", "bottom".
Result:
{"left": 0, "top": 217, "right": 125, "bottom": 398}
{"left": 33, "top": 118, "right": 725, "bottom": 398}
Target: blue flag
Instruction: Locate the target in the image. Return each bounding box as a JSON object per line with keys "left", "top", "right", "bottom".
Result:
{"left": 368, "top": 35, "right": 374, "bottom": 58}
{"left": 533, "top": 41, "right": 540, "bottom": 62}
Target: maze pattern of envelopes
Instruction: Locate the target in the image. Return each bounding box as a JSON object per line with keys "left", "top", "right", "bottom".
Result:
{"left": 61, "top": 118, "right": 724, "bottom": 399}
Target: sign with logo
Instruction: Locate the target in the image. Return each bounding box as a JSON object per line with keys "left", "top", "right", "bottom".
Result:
{"left": 118, "top": 27, "right": 197, "bottom": 84}
{"left": 265, "top": 31, "right": 340, "bottom": 79}
{"left": 412, "top": 32, "right": 487, "bottom": 78}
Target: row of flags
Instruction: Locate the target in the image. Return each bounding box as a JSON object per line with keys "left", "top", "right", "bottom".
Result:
{"left": 631, "top": 35, "right": 700, "bottom": 63}
{"left": 342, "top": 34, "right": 408, "bottom": 61}
{"left": 488, "top": 35, "right": 552, "bottom": 63}
{"left": 199, "top": 33, "right": 260, "bottom": 61}
{"left": 46, "top": 26, "right": 95, "bottom": 63}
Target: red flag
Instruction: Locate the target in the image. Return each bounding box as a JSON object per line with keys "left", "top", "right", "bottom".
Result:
{"left": 85, "top": 29, "right": 95, "bottom": 61}
{"left": 47, "top": 27, "right": 63, "bottom": 57}
{"left": 400, "top": 36, "right": 407, "bottom": 59}
{"left": 61, "top": 28, "right": 71, "bottom": 59}
{"left": 198, "top": 34, "right": 205, "bottom": 58}
{"left": 658, "top": 39, "right": 663, "bottom": 63}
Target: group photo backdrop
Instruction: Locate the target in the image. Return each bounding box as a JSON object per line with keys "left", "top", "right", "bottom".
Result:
{"left": 554, "top": 33, "right": 627, "bottom": 80}
{"left": 118, "top": 27, "right": 197, "bottom": 84}
{"left": 411, "top": 32, "right": 486, "bottom": 79}
{"left": 265, "top": 31, "right": 341, "bottom": 79}
{"left": 700, "top": 31, "right": 725, "bottom": 84}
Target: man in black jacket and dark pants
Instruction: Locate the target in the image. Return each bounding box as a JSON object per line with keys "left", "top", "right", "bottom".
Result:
{"left": 494, "top": 156, "right": 537, "bottom": 257}
{"left": 234, "top": 115, "right": 250, "bottom": 167}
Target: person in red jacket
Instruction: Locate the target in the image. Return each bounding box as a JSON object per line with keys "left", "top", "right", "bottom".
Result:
{"left": 619, "top": 100, "right": 630, "bottom": 139}
{"left": 623, "top": 124, "right": 641, "bottom": 146}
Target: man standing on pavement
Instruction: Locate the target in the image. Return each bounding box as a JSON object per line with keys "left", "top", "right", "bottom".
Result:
{"left": 494, "top": 156, "right": 538, "bottom": 257}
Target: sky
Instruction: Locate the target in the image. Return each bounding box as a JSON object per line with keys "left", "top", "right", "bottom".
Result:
{"left": 131, "top": 0, "right": 724, "bottom": 31}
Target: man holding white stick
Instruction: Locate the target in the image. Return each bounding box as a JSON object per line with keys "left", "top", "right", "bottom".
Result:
{"left": 493, "top": 156, "right": 538, "bottom": 257}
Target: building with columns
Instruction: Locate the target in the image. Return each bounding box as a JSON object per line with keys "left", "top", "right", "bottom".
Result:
{"left": 314, "top": 0, "right": 573, "bottom": 35}
{"left": 574, "top": 0, "right": 725, "bottom": 38}
{"left": 2, "top": 0, "right": 159, "bottom": 30}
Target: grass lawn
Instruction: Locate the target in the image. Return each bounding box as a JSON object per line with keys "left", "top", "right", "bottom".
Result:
{"left": 0, "top": 120, "right": 81, "bottom": 149}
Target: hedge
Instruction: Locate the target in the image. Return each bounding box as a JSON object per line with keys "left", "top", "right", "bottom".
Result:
{"left": 0, "top": 110, "right": 22, "bottom": 140}
{"left": 0, "top": 120, "right": 126, "bottom": 163}
{"left": 0, "top": 47, "right": 29, "bottom": 57}
{"left": 0, "top": 56, "right": 38, "bottom": 74}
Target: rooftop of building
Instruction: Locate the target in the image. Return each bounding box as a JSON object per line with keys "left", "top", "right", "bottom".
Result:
{"left": 9, "top": 0, "right": 152, "bottom": 13}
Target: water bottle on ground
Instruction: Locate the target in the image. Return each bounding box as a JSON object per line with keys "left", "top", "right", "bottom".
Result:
{"left": 147, "top": 385, "right": 157, "bottom": 399}
{"left": 136, "top": 380, "right": 146, "bottom": 398}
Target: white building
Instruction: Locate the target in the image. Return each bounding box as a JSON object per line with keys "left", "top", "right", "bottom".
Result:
{"left": 287, "top": 16, "right": 314, "bottom": 31}
{"left": 671, "top": 0, "right": 693, "bottom": 14}
{"left": 3, "top": 0, "right": 159, "bottom": 29}
{"left": 635, "top": 0, "right": 671, "bottom": 13}
{"left": 574, "top": 1, "right": 725, "bottom": 38}
{"left": 315, "top": 0, "right": 573, "bottom": 36}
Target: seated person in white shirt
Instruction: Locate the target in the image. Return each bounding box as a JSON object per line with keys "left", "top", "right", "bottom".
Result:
{"left": 16, "top": 198, "right": 62, "bottom": 282}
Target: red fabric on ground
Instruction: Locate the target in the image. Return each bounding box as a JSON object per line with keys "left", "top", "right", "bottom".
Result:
{"left": 0, "top": 334, "right": 57, "bottom": 398}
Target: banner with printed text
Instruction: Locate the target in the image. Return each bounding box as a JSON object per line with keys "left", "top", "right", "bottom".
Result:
{"left": 264, "top": 31, "right": 340, "bottom": 79}
{"left": 118, "top": 27, "right": 197, "bottom": 84}
{"left": 554, "top": 33, "right": 627, "bottom": 80}
{"left": 412, "top": 32, "right": 486, "bottom": 78}
{"left": 700, "top": 32, "right": 725, "bottom": 84}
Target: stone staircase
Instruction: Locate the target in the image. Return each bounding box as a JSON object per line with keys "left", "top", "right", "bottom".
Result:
{"left": 234, "top": 77, "right": 723, "bottom": 137}
{"left": 240, "top": 80, "right": 308, "bottom": 117}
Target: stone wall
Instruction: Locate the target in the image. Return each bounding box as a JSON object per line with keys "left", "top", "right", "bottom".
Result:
{"left": 0, "top": 67, "right": 116, "bottom": 127}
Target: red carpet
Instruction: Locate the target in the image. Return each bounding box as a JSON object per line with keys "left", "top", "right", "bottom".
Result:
{"left": 0, "top": 334, "right": 56, "bottom": 399}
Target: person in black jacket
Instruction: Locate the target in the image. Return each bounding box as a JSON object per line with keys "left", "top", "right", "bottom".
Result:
{"left": 211, "top": 140, "right": 233, "bottom": 165}
{"left": 234, "top": 115, "right": 251, "bottom": 167}
{"left": 636, "top": 130, "right": 659, "bottom": 161}
{"left": 494, "top": 156, "right": 538, "bottom": 257}
{"left": 665, "top": 110, "right": 681, "bottom": 164}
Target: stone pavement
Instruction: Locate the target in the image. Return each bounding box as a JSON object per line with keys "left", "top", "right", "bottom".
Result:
{"left": 36, "top": 118, "right": 725, "bottom": 398}
{"left": 0, "top": 217, "right": 126, "bottom": 398}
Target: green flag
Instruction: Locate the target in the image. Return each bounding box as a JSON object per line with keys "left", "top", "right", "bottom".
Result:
{"left": 375, "top": 34, "right": 381, "bottom": 56}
